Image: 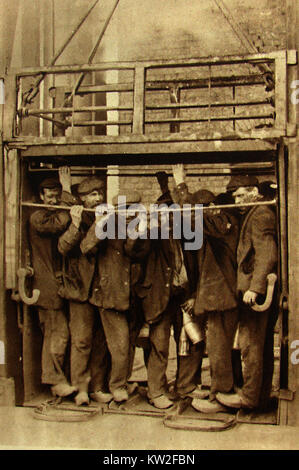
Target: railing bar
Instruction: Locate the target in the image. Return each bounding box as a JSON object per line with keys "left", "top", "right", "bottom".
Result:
{"left": 145, "top": 100, "right": 271, "bottom": 109}
{"left": 145, "top": 114, "right": 274, "bottom": 123}
{"left": 21, "top": 106, "right": 133, "bottom": 115}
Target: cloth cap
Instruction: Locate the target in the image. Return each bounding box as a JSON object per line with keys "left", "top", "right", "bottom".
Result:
{"left": 39, "top": 178, "right": 62, "bottom": 193}
{"left": 191, "top": 189, "right": 215, "bottom": 205}
{"left": 77, "top": 177, "right": 105, "bottom": 196}
{"left": 112, "top": 190, "right": 141, "bottom": 206}
{"left": 227, "top": 174, "right": 259, "bottom": 192}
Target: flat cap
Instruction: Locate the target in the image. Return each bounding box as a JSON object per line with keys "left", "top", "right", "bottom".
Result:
{"left": 39, "top": 178, "right": 62, "bottom": 192}
{"left": 227, "top": 174, "right": 259, "bottom": 192}
{"left": 191, "top": 189, "right": 215, "bottom": 205}
{"left": 77, "top": 177, "right": 105, "bottom": 195}
{"left": 112, "top": 190, "right": 141, "bottom": 206}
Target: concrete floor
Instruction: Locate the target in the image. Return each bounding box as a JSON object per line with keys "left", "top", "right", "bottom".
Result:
{"left": 1, "top": 341, "right": 297, "bottom": 451}
{"left": 0, "top": 405, "right": 298, "bottom": 450}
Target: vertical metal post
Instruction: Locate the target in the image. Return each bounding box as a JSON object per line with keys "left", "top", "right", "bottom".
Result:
{"left": 274, "top": 51, "right": 288, "bottom": 133}
{"left": 0, "top": 86, "right": 7, "bottom": 379}
{"left": 132, "top": 66, "right": 145, "bottom": 134}
{"left": 283, "top": 0, "right": 299, "bottom": 426}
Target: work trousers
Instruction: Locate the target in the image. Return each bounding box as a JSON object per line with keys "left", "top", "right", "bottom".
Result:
{"left": 238, "top": 294, "right": 277, "bottom": 409}
{"left": 89, "top": 314, "right": 111, "bottom": 394}
{"left": 99, "top": 307, "right": 139, "bottom": 393}
{"left": 206, "top": 308, "right": 239, "bottom": 398}
{"left": 147, "top": 293, "right": 205, "bottom": 400}
{"left": 38, "top": 308, "right": 69, "bottom": 385}
{"left": 69, "top": 301, "right": 95, "bottom": 392}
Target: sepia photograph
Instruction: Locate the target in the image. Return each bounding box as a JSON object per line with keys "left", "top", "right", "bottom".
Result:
{"left": 0, "top": 0, "right": 298, "bottom": 456}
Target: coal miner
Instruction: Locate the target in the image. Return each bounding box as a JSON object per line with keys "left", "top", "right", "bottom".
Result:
{"left": 58, "top": 174, "right": 112, "bottom": 406}
{"left": 138, "top": 172, "right": 205, "bottom": 410}
{"left": 29, "top": 169, "right": 75, "bottom": 398}
{"left": 80, "top": 190, "right": 150, "bottom": 404}
{"left": 171, "top": 164, "right": 240, "bottom": 414}
{"left": 216, "top": 174, "right": 278, "bottom": 411}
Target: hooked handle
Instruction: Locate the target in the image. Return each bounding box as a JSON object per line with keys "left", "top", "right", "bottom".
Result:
{"left": 251, "top": 273, "right": 277, "bottom": 312}
{"left": 17, "top": 267, "right": 40, "bottom": 305}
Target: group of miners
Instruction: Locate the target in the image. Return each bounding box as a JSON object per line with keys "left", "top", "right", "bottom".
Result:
{"left": 29, "top": 163, "right": 278, "bottom": 413}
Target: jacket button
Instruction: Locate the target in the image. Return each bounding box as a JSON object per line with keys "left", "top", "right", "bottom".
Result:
{"left": 124, "top": 281, "right": 128, "bottom": 286}
{"left": 165, "top": 283, "right": 169, "bottom": 287}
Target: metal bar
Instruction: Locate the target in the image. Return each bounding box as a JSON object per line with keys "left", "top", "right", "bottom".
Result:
{"left": 29, "top": 113, "right": 68, "bottom": 128}
{"left": 73, "top": 120, "right": 132, "bottom": 126}
{"left": 0, "top": 92, "right": 7, "bottom": 377}
{"left": 213, "top": 0, "right": 272, "bottom": 77}
{"left": 22, "top": 199, "right": 276, "bottom": 214}
{"left": 146, "top": 99, "right": 271, "bottom": 110}
{"left": 14, "top": 53, "right": 280, "bottom": 76}
{"left": 132, "top": 67, "right": 145, "bottom": 134}
{"left": 78, "top": 83, "right": 134, "bottom": 93}
{"left": 23, "top": 0, "right": 100, "bottom": 104}
{"left": 21, "top": 105, "right": 133, "bottom": 115}
{"left": 274, "top": 53, "right": 287, "bottom": 132}
{"left": 67, "top": 0, "right": 120, "bottom": 102}
{"left": 145, "top": 114, "right": 274, "bottom": 124}
{"left": 20, "top": 100, "right": 270, "bottom": 117}
{"left": 70, "top": 75, "right": 266, "bottom": 95}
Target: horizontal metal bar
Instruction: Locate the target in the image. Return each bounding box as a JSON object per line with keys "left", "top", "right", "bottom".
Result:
{"left": 74, "top": 75, "right": 267, "bottom": 95}
{"left": 145, "top": 114, "right": 274, "bottom": 124}
{"left": 13, "top": 52, "right": 280, "bottom": 76}
{"left": 20, "top": 105, "right": 133, "bottom": 116}
{"left": 72, "top": 120, "right": 132, "bottom": 126}
{"left": 77, "top": 83, "right": 133, "bottom": 93}
{"left": 22, "top": 199, "right": 276, "bottom": 213}
{"left": 146, "top": 99, "right": 272, "bottom": 110}
{"left": 146, "top": 75, "right": 268, "bottom": 91}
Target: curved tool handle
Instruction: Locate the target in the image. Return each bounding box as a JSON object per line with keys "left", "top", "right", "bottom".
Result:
{"left": 251, "top": 273, "right": 277, "bottom": 312}
{"left": 17, "top": 267, "right": 40, "bottom": 305}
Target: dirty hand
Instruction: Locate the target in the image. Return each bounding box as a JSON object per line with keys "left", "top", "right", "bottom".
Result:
{"left": 59, "top": 166, "right": 72, "bottom": 193}
{"left": 172, "top": 164, "right": 186, "bottom": 186}
{"left": 70, "top": 205, "right": 83, "bottom": 228}
{"left": 182, "top": 297, "right": 195, "bottom": 314}
{"left": 243, "top": 290, "right": 258, "bottom": 306}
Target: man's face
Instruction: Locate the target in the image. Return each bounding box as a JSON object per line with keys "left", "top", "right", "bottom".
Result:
{"left": 232, "top": 186, "right": 258, "bottom": 212}
{"left": 81, "top": 189, "right": 104, "bottom": 208}
{"left": 40, "top": 188, "right": 61, "bottom": 206}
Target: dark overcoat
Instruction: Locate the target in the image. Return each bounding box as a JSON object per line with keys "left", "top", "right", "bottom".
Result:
{"left": 81, "top": 220, "right": 150, "bottom": 312}
{"left": 237, "top": 205, "right": 277, "bottom": 295}
{"left": 173, "top": 182, "right": 240, "bottom": 314}
{"left": 29, "top": 208, "right": 70, "bottom": 309}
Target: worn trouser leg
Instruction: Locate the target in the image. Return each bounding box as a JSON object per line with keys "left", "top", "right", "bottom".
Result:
{"left": 127, "top": 297, "right": 145, "bottom": 381}
{"left": 69, "top": 301, "right": 94, "bottom": 392}
{"left": 238, "top": 299, "right": 274, "bottom": 408}
{"left": 207, "top": 308, "right": 239, "bottom": 398}
{"left": 99, "top": 308, "right": 130, "bottom": 393}
{"left": 147, "top": 293, "right": 204, "bottom": 399}
{"left": 89, "top": 314, "right": 111, "bottom": 394}
{"left": 172, "top": 303, "right": 206, "bottom": 396}
{"left": 147, "top": 308, "right": 172, "bottom": 399}
{"left": 38, "top": 308, "right": 69, "bottom": 385}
